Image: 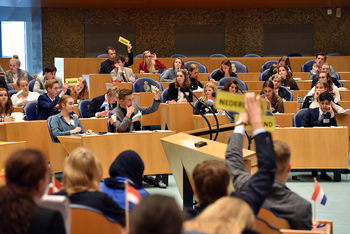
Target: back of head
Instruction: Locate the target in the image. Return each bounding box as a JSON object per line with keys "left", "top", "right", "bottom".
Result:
{"left": 273, "top": 140, "right": 291, "bottom": 175}
{"left": 319, "top": 91, "right": 333, "bottom": 102}
{"left": 56, "top": 95, "right": 73, "bottom": 110}
{"left": 263, "top": 79, "right": 274, "bottom": 89}
{"left": 44, "top": 65, "right": 57, "bottom": 73}
{"left": 192, "top": 160, "right": 230, "bottom": 204}
{"left": 63, "top": 147, "right": 103, "bottom": 196}
{"left": 107, "top": 85, "right": 120, "bottom": 98}
{"left": 130, "top": 195, "right": 183, "bottom": 234}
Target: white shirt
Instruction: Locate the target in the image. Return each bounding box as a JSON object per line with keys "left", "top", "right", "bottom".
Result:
{"left": 11, "top": 91, "right": 40, "bottom": 106}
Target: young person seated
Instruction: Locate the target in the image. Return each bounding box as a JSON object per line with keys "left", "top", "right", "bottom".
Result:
{"left": 160, "top": 57, "right": 186, "bottom": 82}
{"left": 0, "top": 149, "right": 66, "bottom": 234}
{"left": 50, "top": 95, "right": 92, "bottom": 141}
{"left": 70, "top": 77, "right": 89, "bottom": 104}
{"left": 166, "top": 69, "right": 193, "bottom": 103}
{"left": 197, "top": 82, "right": 224, "bottom": 115}
{"left": 84, "top": 86, "right": 119, "bottom": 118}
{"left": 100, "top": 150, "right": 149, "bottom": 211}
{"left": 261, "top": 80, "right": 284, "bottom": 113}
{"left": 309, "top": 53, "right": 337, "bottom": 81}
{"left": 188, "top": 64, "right": 204, "bottom": 91}
{"left": 306, "top": 71, "right": 341, "bottom": 102}
{"left": 310, "top": 63, "right": 341, "bottom": 88}
{"left": 221, "top": 79, "right": 240, "bottom": 93}
{"left": 4, "top": 55, "right": 28, "bottom": 84}
{"left": 110, "top": 55, "right": 136, "bottom": 83}
{"left": 11, "top": 77, "right": 40, "bottom": 107}
{"left": 227, "top": 104, "right": 312, "bottom": 230}
{"left": 278, "top": 65, "right": 299, "bottom": 90}
{"left": 99, "top": 44, "right": 133, "bottom": 74}
{"left": 272, "top": 74, "right": 289, "bottom": 101}
{"left": 37, "top": 80, "right": 69, "bottom": 120}
{"left": 139, "top": 50, "right": 166, "bottom": 74}
{"left": 265, "top": 56, "right": 293, "bottom": 80}
{"left": 210, "top": 59, "right": 237, "bottom": 82}
{"left": 0, "top": 88, "right": 14, "bottom": 122}
{"left": 34, "top": 65, "right": 64, "bottom": 94}
{"left": 53, "top": 147, "right": 125, "bottom": 226}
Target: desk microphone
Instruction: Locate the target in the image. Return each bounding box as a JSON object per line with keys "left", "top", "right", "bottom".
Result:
{"left": 232, "top": 80, "right": 244, "bottom": 94}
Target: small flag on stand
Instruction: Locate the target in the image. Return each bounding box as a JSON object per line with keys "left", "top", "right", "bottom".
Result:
{"left": 311, "top": 179, "right": 327, "bottom": 205}
{"left": 124, "top": 180, "right": 142, "bottom": 233}
{"left": 109, "top": 114, "right": 116, "bottom": 125}
{"left": 48, "top": 176, "right": 64, "bottom": 194}
{"left": 100, "top": 99, "right": 108, "bottom": 109}
{"left": 17, "top": 90, "right": 24, "bottom": 99}
{"left": 297, "top": 95, "right": 303, "bottom": 103}
{"left": 132, "top": 111, "right": 142, "bottom": 122}
{"left": 208, "top": 97, "right": 214, "bottom": 105}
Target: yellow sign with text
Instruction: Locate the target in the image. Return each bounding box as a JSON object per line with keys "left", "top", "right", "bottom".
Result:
{"left": 118, "top": 36, "right": 130, "bottom": 46}
{"left": 215, "top": 91, "right": 265, "bottom": 114}
{"left": 234, "top": 114, "right": 276, "bottom": 132}
{"left": 65, "top": 78, "right": 79, "bottom": 86}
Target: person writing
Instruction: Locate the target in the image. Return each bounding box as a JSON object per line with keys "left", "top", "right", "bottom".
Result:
{"left": 261, "top": 80, "right": 284, "bottom": 113}
{"left": 110, "top": 55, "right": 136, "bottom": 83}
{"left": 11, "top": 77, "right": 40, "bottom": 107}
{"left": 70, "top": 77, "right": 89, "bottom": 104}
{"left": 84, "top": 86, "right": 119, "bottom": 118}
{"left": 166, "top": 69, "right": 193, "bottom": 103}
{"left": 0, "top": 88, "right": 14, "bottom": 122}
{"left": 139, "top": 51, "right": 166, "bottom": 74}
{"left": 210, "top": 59, "right": 237, "bottom": 82}
{"left": 4, "top": 55, "right": 28, "bottom": 84}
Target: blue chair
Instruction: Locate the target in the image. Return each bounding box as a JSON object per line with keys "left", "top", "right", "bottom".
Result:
{"left": 8, "top": 90, "right": 19, "bottom": 97}
{"left": 78, "top": 100, "right": 92, "bottom": 118}
{"left": 301, "top": 60, "right": 315, "bottom": 72}
{"left": 98, "top": 66, "right": 101, "bottom": 74}
{"left": 217, "top": 77, "right": 248, "bottom": 91}
{"left": 217, "top": 85, "right": 224, "bottom": 90}
{"left": 28, "top": 79, "right": 36, "bottom": 92}
{"left": 133, "top": 74, "right": 138, "bottom": 80}
{"left": 158, "top": 68, "right": 166, "bottom": 73}
{"left": 134, "top": 54, "right": 143, "bottom": 58}
{"left": 288, "top": 53, "right": 302, "bottom": 57}
{"left": 159, "top": 70, "right": 167, "bottom": 81}
{"left": 259, "top": 69, "right": 269, "bottom": 81}
{"left": 193, "top": 99, "right": 202, "bottom": 115}
{"left": 107, "top": 117, "right": 113, "bottom": 133}
{"left": 208, "top": 68, "right": 220, "bottom": 80}
{"left": 230, "top": 61, "right": 248, "bottom": 73}
{"left": 243, "top": 53, "right": 261, "bottom": 57}
{"left": 208, "top": 54, "right": 226, "bottom": 58}
{"left": 260, "top": 60, "right": 278, "bottom": 73}
{"left": 170, "top": 54, "right": 187, "bottom": 58}
{"left": 132, "top": 78, "right": 163, "bottom": 93}
{"left": 292, "top": 109, "right": 309, "bottom": 127}
{"left": 184, "top": 61, "right": 208, "bottom": 73}
{"left": 95, "top": 54, "right": 108, "bottom": 58}
{"left": 27, "top": 73, "right": 35, "bottom": 82}
{"left": 160, "top": 88, "right": 169, "bottom": 103}
{"left": 7, "top": 83, "right": 14, "bottom": 90}
{"left": 23, "top": 101, "right": 38, "bottom": 121}
{"left": 326, "top": 52, "right": 342, "bottom": 56}
{"left": 279, "top": 86, "right": 293, "bottom": 101}
{"left": 47, "top": 116, "right": 59, "bottom": 143}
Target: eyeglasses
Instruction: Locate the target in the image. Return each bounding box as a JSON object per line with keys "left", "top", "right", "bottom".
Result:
{"left": 145, "top": 56, "right": 153, "bottom": 58}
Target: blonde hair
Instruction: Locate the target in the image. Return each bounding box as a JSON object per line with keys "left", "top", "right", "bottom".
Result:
{"left": 62, "top": 147, "right": 103, "bottom": 196}
{"left": 271, "top": 74, "right": 283, "bottom": 82}
{"left": 16, "top": 77, "right": 28, "bottom": 87}
{"left": 273, "top": 140, "right": 291, "bottom": 175}
{"left": 55, "top": 95, "right": 73, "bottom": 110}
{"left": 10, "top": 55, "right": 20, "bottom": 67}
{"left": 183, "top": 197, "right": 255, "bottom": 234}
{"left": 200, "top": 82, "right": 217, "bottom": 104}
{"left": 142, "top": 51, "right": 156, "bottom": 73}
{"left": 106, "top": 86, "right": 120, "bottom": 98}
{"left": 70, "top": 77, "right": 89, "bottom": 103}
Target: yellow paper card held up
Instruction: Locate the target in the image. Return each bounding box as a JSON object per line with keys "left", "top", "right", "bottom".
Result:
{"left": 215, "top": 91, "right": 265, "bottom": 114}
{"left": 118, "top": 36, "right": 130, "bottom": 46}
{"left": 234, "top": 114, "right": 276, "bottom": 132}
{"left": 66, "top": 78, "right": 79, "bottom": 86}
{"left": 151, "top": 85, "right": 156, "bottom": 93}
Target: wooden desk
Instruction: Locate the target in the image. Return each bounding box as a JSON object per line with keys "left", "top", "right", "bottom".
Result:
{"left": 281, "top": 220, "right": 332, "bottom": 234}
{"left": 133, "top": 93, "right": 161, "bottom": 126}
{"left": 0, "top": 57, "right": 11, "bottom": 72}
{"left": 58, "top": 131, "right": 174, "bottom": 177}
{"left": 112, "top": 82, "right": 132, "bottom": 90}
{"left": 160, "top": 103, "right": 194, "bottom": 132}
{"left": 283, "top": 101, "right": 301, "bottom": 113}
{"left": 192, "top": 114, "right": 231, "bottom": 129}
{"left": 83, "top": 74, "right": 111, "bottom": 99}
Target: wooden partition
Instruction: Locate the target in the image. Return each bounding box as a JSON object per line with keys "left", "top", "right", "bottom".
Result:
{"left": 160, "top": 103, "right": 194, "bottom": 132}
{"left": 0, "top": 57, "right": 11, "bottom": 72}
{"left": 133, "top": 92, "right": 161, "bottom": 126}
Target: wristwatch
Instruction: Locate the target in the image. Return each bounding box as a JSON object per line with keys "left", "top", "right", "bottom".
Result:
{"left": 235, "top": 119, "right": 247, "bottom": 126}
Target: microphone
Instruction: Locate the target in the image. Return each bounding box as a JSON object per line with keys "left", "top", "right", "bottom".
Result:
{"left": 232, "top": 80, "right": 244, "bottom": 94}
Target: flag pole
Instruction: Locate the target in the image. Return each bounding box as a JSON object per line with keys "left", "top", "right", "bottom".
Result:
{"left": 313, "top": 177, "right": 317, "bottom": 226}
{"left": 124, "top": 180, "right": 130, "bottom": 233}
{"left": 141, "top": 111, "right": 143, "bottom": 132}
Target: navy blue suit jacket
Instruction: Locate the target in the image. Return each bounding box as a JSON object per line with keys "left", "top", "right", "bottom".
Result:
{"left": 37, "top": 93, "right": 60, "bottom": 120}
{"left": 301, "top": 108, "right": 337, "bottom": 127}
{"left": 99, "top": 53, "right": 134, "bottom": 74}
{"left": 84, "top": 94, "right": 117, "bottom": 118}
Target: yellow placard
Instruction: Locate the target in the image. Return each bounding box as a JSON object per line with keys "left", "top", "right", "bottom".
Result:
{"left": 118, "top": 36, "right": 130, "bottom": 46}
{"left": 215, "top": 91, "right": 265, "bottom": 114}
{"left": 65, "top": 78, "right": 79, "bottom": 86}
{"left": 234, "top": 114, "right": 276, "bottom": 132}
{"left": 151, "top": 85, "right": 156, "bottom": 93}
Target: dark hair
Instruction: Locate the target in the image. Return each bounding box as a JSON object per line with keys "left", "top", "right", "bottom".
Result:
{"left": 316, "top": 53, "right": 327, "bottom": 62}
{"left": 219, "top": 59, "right": 232, "bottom": 74}
{"left": 114, "top": 54, "right": 126, "bottom": 63}
{"left": 130, "top": 195, "right": 183, "bottom": 234}
{"left": 119, "top": 89, "right": 133, "bottom": 100}
{"left": 277, "top": 65, "right": 293, "bottom": 87}
{"left": 262, "top": 80, "right": 279, "bottom": 106}
{"left": 106, "top": 46, "right": 115, "bottom": 54}
{"left": 44, "top": 65, "right": 57, "bottom": 73}
{"left": 0, "top": 149, "right": 48, "bottom": 233}
{"left": 273, "top": 56, "right": 292, "bottom": 73}
{"left": 319, "top": 91, "right": 333, "bottom": 102}
{"left": 222, "top": 79, "right": 239, "bottom": 92}
{"left": 174, "top": 69, "right": 190, "bottom": 88}
{"left": 172, "top": 57, "right": 185, "bottom": 69}
{"left": 0, "top": 87, "right": 14, "bottom": 115}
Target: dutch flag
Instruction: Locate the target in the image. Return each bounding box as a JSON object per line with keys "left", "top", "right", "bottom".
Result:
{"left": 100, "top": 99, "right": 108, "bottom": 109}
{"left": 208, "top": 97, "right": 214, "bottom": 105}
{"left": 311, "top": 180, "right": 327, "bottom": 205}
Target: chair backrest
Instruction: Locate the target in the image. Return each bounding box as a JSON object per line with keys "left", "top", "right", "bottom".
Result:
{"left": 243, "top": 53, "right": 261, "bottom": 57}
{"left": 259, "top": 69, "right": 270, "bottom": 81}
{"left": 254, "top": 216, "right": 282, "bottom": 234}
{"left": 279, "top": 86, "right": 293, "bottom": 101}
{"left": 78, "top": 100, "right": 92, "bottom": 118}
{"left": 23, "top": 100, "right": 38, "bottom": 121}
{"left": 184, "top": 61, "right": 208, "bottom": 73}
{"left": 8, "top": 90, "right": 19, "bottom": 97}
{"left": 132, "top": 78, "right": 163, "bottom": 93}
{"left": 96, "top": 54, "right": 108, "bottom": 58}
{"left": 28, "top": 79, "right": 36, "bottom": 92}
{"left": 335, "top": 72, "right": 340, "bottom": 80}
{"left": 133, "top": 74, "right": 138, "bottom": 80}
{"left": 257, "top": 207, "right": 291, "bottom": 230}
{"left": 159, "top": 70, "right": 167, "bottom": 81}
{"left": 27, "top": 73, "right": 35, "bottom": 82}
{"left": 160, "top": 88, "right": 169, "bottom": 103}
{"left": 47, "top": 116, "right": 59, "bottom": 143}
{"left": 301, "top": 60, "right": 315, "bottom": 72}
{"left": 208, "top": 53, "right": 227, "bottom": 58}
{"left": 98, "top": 65, "right": 101, "bottom": 74}
{"left": 7, "top": 83, "right": 14, "bottom": 90}
{"left": 292, "top": 108, "right": 310, "bottom": 127}
{"left": 217, "top": 77, "right": 248, "bottom": 91}
{"left": 326, "top": 52, "right": 342, "bottom": 56}
{"left": 170, "top": 54, "right": 187, "bottom": 58}
{"left": 134, "top": 54, "right": 143, "bottom": 58}
{"left": 193, "top": 99, "right": 202, "bottom": 115}
{"left": 107, "top": 117, "right": 113, "bottom": 133}
{"left": 70, "top": 204, "right": 122, "bottom": 234}
{"left": 260, "top": 60, "right": 278, "bottom": 73}
{"left": 208, "top": 68, "right": 220, "bottom": 80}
{"left": 287, "top": 53, "right": 302, "bottom": 57}
{"left": 230, "top": 60, "right": 248, "bottom": 73}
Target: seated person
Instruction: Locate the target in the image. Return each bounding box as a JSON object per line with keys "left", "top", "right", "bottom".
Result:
{"left": 311, "top": 63, "right": 341, "bottom": 88}
{"left": 139, "top": 50, "right": 166, "bottom": 74}
{"left": 50, "top": 95, "right": 92, "bottom": 141}
{"left": 53, "top": 147, "right": 125, "bottom": 226}
{"left": 265, "top": 56, "right": 293, "bottom": 80}
{"left": 197, "top": 82, "right": 224, "bottom": 115}
{"left": 37, "top": 80, "right": 69, "bottom": 120}
{"left": 272, "top": 74, "right": 289, "bottom": 101}
{"left": 100, "top": 150, "right": 149, "bottom": 211}
{"left": 227, "top": 107, "right": 312, "bottom": 230}
{"left": 0, "top": 75, "right": 8, "bottom": 90}
{"left": 70, "top": 77, "right": 89, "bottom": 104}
{"left": 0, "top": 64, "right": 4, "bottom": 73}
{"left": 306, "top": 71, "right": 341, "bottom": 102}
{"left": 34, "top": 65, "right": 64, "bottom": 94}
{"left": 309, "top": 53, "right": 337, "bottom": 80}
{"left": 84, "top": 86, "right": 119, "bottom": 118}
{"left": 110, "top": 55, "right": 136, "bottom": 83}
{"left": 0, "top": 88, "right": 14, "bottom": 122}
{"left": 99, "top": 44, "right": 133, "bottom": 74}
{"left": 278, "top": 65, "right": 299, "bottom": 90}
{"left": 185, "top": 160, "right": 230, "bottom": 219}
{"left": 188, "top": 64, "right": 204, "bottom": 91}
{"left": 109, "top": 88, "right": 161, "bottom": 132}
{"left": 221, "top": 79, "right": 240, "bottom": 93}
{"left": 4, "top": 55, "right": 28, "bottom": 84}
{"left": 0, "top": 149, "right": 65, "bottom": 234}
{"left": 261, "top": 80, "right": 284, "bottom": 113}
{"left": 166, "top": 69, "right": 193, "bottom": 103}
{"left": 210, "top": 59, "right": 237, "bottom": 82}
{"left": 160, "top": 57, "right": 186, "bottom": 82}
{"left": 11, "top": 77, "right": 40, "bottom": 107}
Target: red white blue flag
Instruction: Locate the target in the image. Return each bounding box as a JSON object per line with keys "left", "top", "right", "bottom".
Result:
{"left": 208, "top": 97, "right": 214, "bottom": 105}
{"left": 311, "top": 180, "right": 327, "bottom": 205}
{"left": 100, "top": 99, "right": 108, "bottom": 109}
